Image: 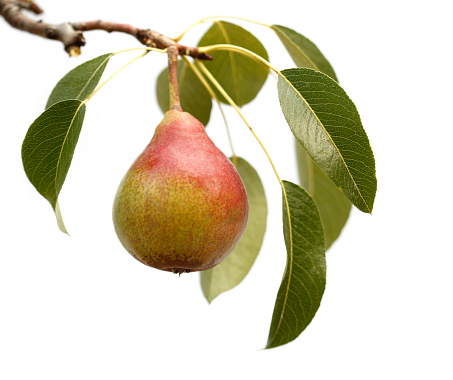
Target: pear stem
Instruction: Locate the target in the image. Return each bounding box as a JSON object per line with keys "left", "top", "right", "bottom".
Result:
{"left": 167, "top": 45, "right": 183, "bottom": 112}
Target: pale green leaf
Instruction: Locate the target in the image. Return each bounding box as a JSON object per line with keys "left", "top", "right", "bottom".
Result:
{"left": 156, "top": 59, "right": 212, "bottom": 126}
{"left": 55, "top": 200, "right": 68, "bottom": 235}
{"left": 296, "top": 144, "right": 351, "bottom": 249}
{"left": 278, "top": 68, "right": 377, "bottom": 213}
{"left": 200, "top": 157, "right": 267, "bottom": 303}
{"left": 198, "top": 21, "right": 269, "bottom": 106}
{"left": 22, "top": 100, "right": 86, "bottom": 233}
{"left": 266, "top": 181, "right": 326, "bottom": 349}
{"left": 271, "top": 25, "right": 338, "bottom": 82}
{"left": 46, "top": 53, "right": 114, "bottom": 108}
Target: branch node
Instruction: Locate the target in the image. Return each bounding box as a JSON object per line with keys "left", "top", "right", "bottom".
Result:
{"left": 15, "top": 0, "right": 43, "bottom": 14}
{"left": 68, "top": 46, "right": 81, "bottom": 57}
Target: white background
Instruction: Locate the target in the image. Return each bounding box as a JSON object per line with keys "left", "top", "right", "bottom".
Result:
{"left": 1, "top": 0, "right": 452, "bottom": 378}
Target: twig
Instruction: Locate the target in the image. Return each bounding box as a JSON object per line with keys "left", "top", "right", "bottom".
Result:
{"left": 0, "top": 0, "right": 85, "bottom": 55}
{"left": 15, "top": 0, "right": 43, "bottom": 14}
{"left": 0, "top": 0, "right": 213, "bottom": 59}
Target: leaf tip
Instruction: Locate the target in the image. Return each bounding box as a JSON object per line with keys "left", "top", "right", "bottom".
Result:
{"left": 264, "top": 336, "right": 282, "bottom": 350}
{"left": 204, "top": 292, "right": 217, "bottom": 304}
{"left": 55, "top": 201, "right": 70, "bottom": 235}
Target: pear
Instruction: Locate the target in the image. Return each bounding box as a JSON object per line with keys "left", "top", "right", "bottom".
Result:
{"left": 113, "top": 109, "right": 249, "bottom": 273}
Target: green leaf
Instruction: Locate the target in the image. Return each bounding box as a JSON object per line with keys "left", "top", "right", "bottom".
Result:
{"left": 296, "top": 144, "right": 351, "bottom": 249}
{"left": 271, "top": 25, "right": 338, "bottom": 82}
{"left": 198, "top": 21, "right": 269, "bottom": 106}
{"left": 200, "top": 157, "right": 267, "bottom": 303}
{"left": 266, "top": 181, "right": 326, "bottom": 349}
{"left": 22, "top": 100, "right": 86, "bottom": 233}
{"left": 272, "top": 26, "right": 349, "bottom": 246}
{"left": 278, "top": 68, "right": 377, "bottom": 213}
{"left": 46, "top": 53, "right": 114, "bottom": 108}
{"left": 156, "top": 59, "right": 212, "bottom": 126}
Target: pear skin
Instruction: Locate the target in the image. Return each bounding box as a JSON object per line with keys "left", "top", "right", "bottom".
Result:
{"left": 113, "top": 110, "right": 249, "bottom": 273}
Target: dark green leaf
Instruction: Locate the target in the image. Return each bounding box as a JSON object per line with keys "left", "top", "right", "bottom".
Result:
{"left": 296, "top": 144, "right": 351, "bottom": 249}
{"left": 272, "top": 26, "right": 349, "bottom": 245}
{"left": 266, "top": 181, "right": 326, "bottom": 349}
{"left": 272, "top": 25, "right": 338, "bottom": 82}
{"left": 22, "top": 100, "right": 86, "bottom": 233}
{"left": 278, "top": 68, "right": 377, "bottom": 213}
{"left": 198, "top": 21, "right": 269, "bottom": 106}
{"left": 200, "top": 157, "right": 267, "bottom": 303}
{"left": 156, "top": 59, "right": 212, "bottom": 126}
{"left": 46, "top": 53, "right": 114, "bottom": 109}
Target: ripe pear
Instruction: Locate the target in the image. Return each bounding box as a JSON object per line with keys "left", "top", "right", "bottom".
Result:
{"left": 112, "top": 109, "right": 249, "bottom": 273}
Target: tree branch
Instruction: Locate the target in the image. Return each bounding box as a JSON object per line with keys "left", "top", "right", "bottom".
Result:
{"left": 14, "top": 0, "right": 43, "bottom": 14}
{"left": 0, "top": 0, "right": 213, "bottom": 59}
{"left": 0, "top": 0, "right": 85, "bottom": 55}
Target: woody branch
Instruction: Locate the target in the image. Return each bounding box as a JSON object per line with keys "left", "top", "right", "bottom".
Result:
{"left": 0, "top": 0, "right": 213, "bottom": 59}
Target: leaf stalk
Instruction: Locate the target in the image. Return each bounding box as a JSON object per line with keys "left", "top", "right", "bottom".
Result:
{"left": 198, "top": 44, "right": 279, "bottom": 74}
{"left": 195, "top": 60, "right": 285, "bottom": 190}
{"left": 83, "top": 47, "right": 165, "bottom": 104}
{"left": 173, "top": 15, "right": 271, "bottom": 42}
{"left": 180, "top": 56, "right": 236, "bottom": 158}
{"left": 195, "top": 61, "right": 294, "bottom": 348}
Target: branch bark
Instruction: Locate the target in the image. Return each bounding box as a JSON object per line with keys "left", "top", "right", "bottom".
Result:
{"left": 0, "top": 0, "right": 213, "bottom": 59}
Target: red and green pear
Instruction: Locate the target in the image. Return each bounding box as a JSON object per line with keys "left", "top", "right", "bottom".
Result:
{"left": 113, "top": 109, "right": 249, "bottom": 273}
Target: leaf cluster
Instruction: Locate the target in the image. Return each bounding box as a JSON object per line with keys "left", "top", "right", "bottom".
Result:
{"left": 20, "top": 18, "right": 376, "bottom": 349}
